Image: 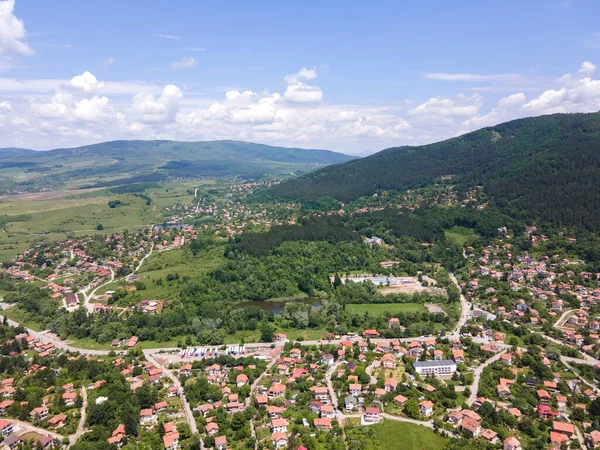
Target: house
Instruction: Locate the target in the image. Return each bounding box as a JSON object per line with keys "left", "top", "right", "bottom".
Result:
{"left": 140, "top": 408, "right": 156, "bottom": 424}
{"left": 48, "top": 414, "right": 67, "bottom": 428}
{"left": 481, "top": 429, "right": 498, "bottom": 444}
{"left": 503, "top": 436, "right": 522, "bottom": 450}
{"left": 384, "top": 378, "right": 397, "bottom": 392}
{"left": 314, "top": 418, "right": 332, "bottom": 430}
{"left": 452, "top": 349, "right": 465, "bottom": 363}
{"left": 394, "top": 395, "right": 408, "bottom": 406}
{"left": 344, "top": 395, "right": 358, "bottom": 411}
{"left": 362, "top": 329, "right": 380, "bottom": 339}
{"left": 461, "top": 417, "right": 481, "bottom": 437}
{"left": 310, "top": 386, "right": 329, "bottom": 401}
{"left": 179, "top": 363, "right": 192, "bottom": 377}
{"left": 0, "top": 420, "right": 13, "bottom": 436}
{"left": 271, "top": 431, "right": 288, "bottom": 449}
{"left": 29, "top": 406, "right": 49, "bottom": 420}
{"left": 206, "top": 422, "right": 219, "bottom": 436}
{"left": 236, "top": 373, "right": 248, "bottom": 387}
{"left": 381, "top": 353, "right": 397, "bottom": 368}
{"left": 62, "top": 392, "right": 77, "bottom": 407}
{"left": 320, "top": 404, "right": 336, "bottom": 419}
{"left": 268, "top": 384, "right": 286, "bottom": 398}
{"left": 413, "top": 360, "right": 457, "bottom": 376}
{"left": 363, "top": 407, "right": 381, "bottom": 423}
{"left": 2, "top": 434, "right": 22, "bottom": 449}
{"left": 536, "top": 389, "right": 551, "bottom": 404}
{"left": 215, "top": 435, "right": 227, "bottom": 450}
{"left": 537, "top": 404, "right": 559, "bottom": 420}
{"left": 107, "top": 424, "right": 126, "bottom": 446}
{"left": 270, "top": 418, "right": 288, "bottom": 433}
{"left": 349, "top": 383, "right": 362, "bottom": 396}
{"left": 420, "top": 400, "right": 434, "bottom": 416}
{"left": 589, "top": 430, "right": 600, "bottom": 448}
{"left": 553, "top": 421, "right": 574, "bottom": 437}
{"left": 163, "top": 432, "right": 179, "bottom": 450}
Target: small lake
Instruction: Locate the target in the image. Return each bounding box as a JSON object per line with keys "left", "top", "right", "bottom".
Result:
{"left": 235, "top": 297, "right": 322, "bottom": 315}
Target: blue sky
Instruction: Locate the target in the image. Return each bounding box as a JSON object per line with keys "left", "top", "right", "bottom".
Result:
{"left": 1, "top": 0, "right": 599, "bottom": 154}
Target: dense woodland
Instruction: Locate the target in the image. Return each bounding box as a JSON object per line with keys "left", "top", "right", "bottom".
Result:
{"left": 267, "top": 112, "right": 600, "bottom": 230}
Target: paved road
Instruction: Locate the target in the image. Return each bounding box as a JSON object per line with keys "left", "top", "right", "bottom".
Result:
{"left": 143, "top": 349, "right": 202, "bottom": 448}
{"left": 69, "top": 386, "right": 88, "bottom": 447}
{"left": 11, "top": 418, "right": 64, "bottom": 441}
{"left": 466, "top": 350, "right": 507, "bottom": 406}
{"left": 448, "top": 273, "right": 470, "bottom": 340}
{"left": 80, "top": 268, "right": 115, "bottom": 313}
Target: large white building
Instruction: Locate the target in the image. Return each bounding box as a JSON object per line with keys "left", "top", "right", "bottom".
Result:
{"left": 413, "top": 360, "right": 457, "bottom": 376}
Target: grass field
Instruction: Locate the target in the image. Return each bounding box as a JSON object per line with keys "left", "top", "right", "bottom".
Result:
{"left": 98, "top": 244, "right": 226, "bottom": 300}
{"left": 444, "top": 225, "right": 479, "bottom": 246}
{"left": 348, "top": 420, "right": 447, "bottom": 450}
{"left": 0, "top": 180, "right": 212, "bottom": 262}
{"left": 346, "top": 303, "right": 427, "bottom": 316}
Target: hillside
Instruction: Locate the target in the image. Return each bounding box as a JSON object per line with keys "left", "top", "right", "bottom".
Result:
{"left": 269, "top": 112, "right": 600, "bottom": 230}
{"left": 0, "top": 140, "right": 355, "bottom": 192}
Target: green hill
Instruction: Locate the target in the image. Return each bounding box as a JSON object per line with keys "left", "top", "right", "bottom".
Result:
{"left": 269, "top": 112, "right": 600, "bottom": 230}
{"left": 0, "top": 140, "right": 355, "bottom": 192}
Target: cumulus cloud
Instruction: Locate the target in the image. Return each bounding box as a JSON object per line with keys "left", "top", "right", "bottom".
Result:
{"left": 409, "top": 93, "right": 482, "bottom": 117}
{"left": 106, "top": 56, "right": 116, "bottom": 64}
{"left": 69, "top": 71, "right": 104, "bottom": 91}
{"left": 523, "top": 62, "right": 600, "bottom": 114}
{"left": 0, "top": 0, "right": 31, "bottom": 57}
{"left": 283, "top": 67, "right": 323, "bottom": 103}
{"left": 171, "top": 56, "right": 196, "bottom": 69}
{"left": 5, "top": 62, "right": 600, "bottom": 154}
{"left": 131, "top": 84, "right": 182, "bottom": 123}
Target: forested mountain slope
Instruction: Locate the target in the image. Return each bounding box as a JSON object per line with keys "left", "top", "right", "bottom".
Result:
{"left": 269, "top": 112, "right": 600, "bottom": 229}
{"left": 0, "top": 140, "right": 355, "bottom": 191}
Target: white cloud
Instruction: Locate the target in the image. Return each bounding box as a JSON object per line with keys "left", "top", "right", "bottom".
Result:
{"left": 171, "top": 56, "right": 196, "bottom": 69}
{"left": 409, "top": 93, "right": 482, "bottom": 117}
{"left": 0, "top": 0, "right": 32, "bottom": 57}
{"left": 106, "top": 56, "right": 116, "bottom": 64}
{"left": 283, "top": 67, "right": 323, "bottom": 103}
{"left": 524, "top": 62, "right": 600, "bottom": 114}
{"left": 423, "top": 72, "right": 520, "bottom": 82}
{"left": 5, "top": 62, "right": 600, "bottom": 155}
{"left": 156, "top": 34, "right": 180, "bottom": 40}
{"left": 131, "top": 84, "right": 182, "bottom": 123}
{"left": 72, "top": 95, "right": 112, "bottom": 121}
{"left": 69, "top": 71, "right": 104, "bottom": 91}
{"left": 189, "top": 47, "right": 206, "bottom": 52}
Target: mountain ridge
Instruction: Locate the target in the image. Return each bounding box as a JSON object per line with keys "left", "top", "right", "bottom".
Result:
{"left": 268, "top": 111, "right": 600, "bottom": 230}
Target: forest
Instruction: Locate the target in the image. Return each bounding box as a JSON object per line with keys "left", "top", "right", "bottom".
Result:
{"left": 266, "top": 112, "right": 600, "bottom": 230}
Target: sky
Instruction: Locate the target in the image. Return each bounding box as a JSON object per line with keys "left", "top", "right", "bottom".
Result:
{"left": 1, "top": 0, "right": 600, "bottom": 155}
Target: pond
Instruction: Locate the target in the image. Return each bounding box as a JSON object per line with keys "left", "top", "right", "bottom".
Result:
{"left": 235, "top": 297, "right": 322, "bottom": 315}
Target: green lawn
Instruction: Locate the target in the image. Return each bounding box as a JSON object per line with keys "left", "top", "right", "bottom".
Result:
{"left": 347, "top": 303, "right": 427, "bottom": 316}
{"left": 352, "top": 420, "right": 447, "bottom": 450}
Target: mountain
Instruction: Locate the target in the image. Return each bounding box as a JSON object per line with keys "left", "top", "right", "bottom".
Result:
{"left": 268, "top": 112, "right": 600, "bottom": 230}
{"left": 0, "top": 140, "right": 356, "bottom": 191}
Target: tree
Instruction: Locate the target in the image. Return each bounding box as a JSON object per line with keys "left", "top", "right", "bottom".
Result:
{"left": 404, "top": 398, "right": 420, "bottom": 419}
{"left": 158, "top": 421, "right": 166, "bottom": 437}
{"left": 96, "top": 224, "right": 104, "bottom": 231}
{"left": 260, "top": 322, "right": 275, "bottom": 342}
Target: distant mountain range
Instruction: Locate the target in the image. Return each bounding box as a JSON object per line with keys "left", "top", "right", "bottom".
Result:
{"left": 0, "top": 140, "right": 356, "bottom": 191}
{"left": 269, "top": 112, "right": 600, "bottom": 230}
